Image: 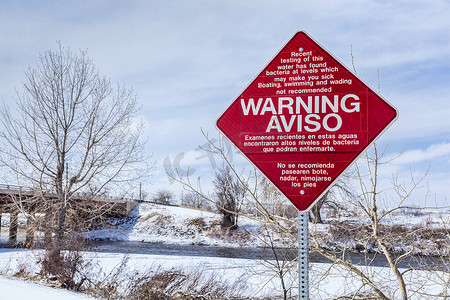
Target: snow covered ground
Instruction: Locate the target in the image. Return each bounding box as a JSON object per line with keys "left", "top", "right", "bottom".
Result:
{"left": 0, "top": 203, "right": 448, "bottom": 299}
{"left": 2, "top": 202, "right": 448, "bottom": 251}
{"left": 0, "top": 248, "right": 448, "bottom": 299}
{"left": 0, "top": 275, "right": 96, "bottom": 300}
{"left": 85, "top": 203, "right": 265, "bottom": 247}
{"left": 84, "top": 202, "right": 449, "bottom": 254}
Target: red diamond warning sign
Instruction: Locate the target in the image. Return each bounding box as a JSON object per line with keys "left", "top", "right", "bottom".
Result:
{"left": 216, "top": 31, "right": 398, "bottom": 211}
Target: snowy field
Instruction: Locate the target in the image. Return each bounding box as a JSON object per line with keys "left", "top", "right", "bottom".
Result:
{"left": 85, "top": 203, "right": 265, "bottom": 247}
{"left": 0, "top": 248, "right": 448, "bottom": 299}
{"left": 0, "top": 275, "right": 96, "bottom": 300}
{"left": 0, "top": 203, "right": 448, "bottom": 299}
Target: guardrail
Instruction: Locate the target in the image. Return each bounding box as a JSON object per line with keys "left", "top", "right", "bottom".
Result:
{"left": 0, "top": 183, "right": 184, "bottom": 208}
{"left": 0, "top": 183, "right": 143, "bottom": 203}
{"left": 0, "top": 183, "right": 35, "bottom": 191}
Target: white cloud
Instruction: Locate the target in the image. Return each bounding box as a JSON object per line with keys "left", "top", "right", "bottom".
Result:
{"left": 390, "top": 143, "right": 450, "bottom": 165}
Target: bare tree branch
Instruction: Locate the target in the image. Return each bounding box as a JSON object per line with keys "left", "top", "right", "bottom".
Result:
{"left": 0, "top": 43, "right": 152, "bottom": 245}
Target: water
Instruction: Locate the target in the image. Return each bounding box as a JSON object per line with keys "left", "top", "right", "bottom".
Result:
{"left": 88, "top": 240, "right": 448, "bottom": 270}
{"left": 1, "top": 239, "right": 446, "bottom": 270}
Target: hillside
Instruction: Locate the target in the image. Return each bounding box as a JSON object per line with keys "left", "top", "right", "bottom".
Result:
{"left": 86, "top": 202, "right": 449, "bottom": 256}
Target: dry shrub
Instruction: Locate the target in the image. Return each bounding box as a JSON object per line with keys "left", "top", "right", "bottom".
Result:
{"left": 154, "top": 214, "right": 174, "bottom": 226}
{"left": 326, "top": 220, "right": 450, "bottom": 255}
{"left": 335, "top": 292, "right": 380, "bottom": 300}
{"left": 206, "top": 225, "right": 253, "bottom": 246}
{"left": 186, "top": 217, "right": 206, "bottom": 228}
{"left": 87, "top": 255, "right": 130, "bottom": 299}
{"left": 38, "top": 237, "right": 91, "bottom": 291}
{"left": 12, "top": 260, "right": 34, "bottom": 279}
{"left": 128, "top": 268, "right": 186, "bottom": 299}
{"left": 139, "top": 212, "right": 160, "bottom": 223}
{"left": 126, "top": 266, "right": 247, "bottom": 300}
{"left": 84, "top": 258, "right": 250, "bottom": 300}
{"left": 139, "top": 212, "right": 174, "bottom": 229}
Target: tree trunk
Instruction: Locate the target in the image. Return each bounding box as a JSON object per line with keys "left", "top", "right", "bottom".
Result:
{"left": 44, "top": 206, "right": 53, "bottom": 245}
{"left": 8, "top": 209, "right": 18, "bottom": 245}
{"left": 25, "top": 213, "right": 35, "bottom": 246}
{"left": 57, "top": 205, "right": 67, "bottom": 240}
{"left": 311, "top": 194, "right": 326, "bottom": 224}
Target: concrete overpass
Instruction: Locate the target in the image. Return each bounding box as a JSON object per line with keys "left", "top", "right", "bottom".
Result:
{"left": 0, "top": 184, "right": 138, "bottom": 244}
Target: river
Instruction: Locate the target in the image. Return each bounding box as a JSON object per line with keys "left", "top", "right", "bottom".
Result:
{"left": 88, "top": 240, "right": 447, "bottom": 270}
{"left": 0, "top": 239, "right": 445, "bottom": 270}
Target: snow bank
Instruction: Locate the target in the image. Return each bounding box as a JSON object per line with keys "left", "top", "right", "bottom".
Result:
{"left": 0, "top": 248, "right": 447, "bottom": 299}
{"left": 87, "top": 203, "right": 264, "bottom": 247}
{"left": 0, "top": 275, "right": 95, "bottom": 300}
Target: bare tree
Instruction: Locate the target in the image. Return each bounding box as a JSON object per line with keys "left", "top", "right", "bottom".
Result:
{"left": 169, "top": 132, "right": 301, "bottom": 297}
{"left": 258, "top": 174, "right": 297, "bottom": 220}
{"left": 182, "top": 190, "right": 210, "bottom": 210}
{"left": 170, "top": 132, "right": 449, "bottom": 299}
{"left": 0, "top": 43, "right": 150, "bottom": 245}
{"left": 309, "top": 172, "right": 354, "bottom": 224}
{"left": 213, "top": 166, "right": 245, "bottom": 230}
{"left": 152, "top": 190, "right": 175, "bottom": 205}
{"left": 310, "top": 144, "right": 449, "bottom": 299}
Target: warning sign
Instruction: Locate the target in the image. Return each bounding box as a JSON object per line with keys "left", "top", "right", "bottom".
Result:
{"left": 216, "top": 31, "right": 398, "bottom": 211}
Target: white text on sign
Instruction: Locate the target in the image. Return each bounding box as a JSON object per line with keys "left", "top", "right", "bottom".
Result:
{"left": 240, "top": 94, "right": 360, "bottom": 133}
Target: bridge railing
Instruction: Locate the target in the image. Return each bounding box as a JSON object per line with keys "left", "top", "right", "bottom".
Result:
{"left": 0, "top": 183, "right": 140, "bottom": 203}
{"left": 0, "top": 183, "right": 184, "bottom": 210}
{"left": 0, "top": 183, "right": 35, "bottom": 191}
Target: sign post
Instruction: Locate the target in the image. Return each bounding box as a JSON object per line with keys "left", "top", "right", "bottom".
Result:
{"left": 216, "top": 31, "right": 397, "bottom": 299}
{"left": 298, "top": 211, "right": 309, "bottom": 299}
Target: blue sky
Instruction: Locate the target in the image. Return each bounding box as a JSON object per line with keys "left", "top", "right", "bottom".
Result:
{"left": 1, "top": 0, "right": 449, "bottom": 207}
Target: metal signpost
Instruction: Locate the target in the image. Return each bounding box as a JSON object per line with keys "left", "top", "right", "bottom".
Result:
{"left": 216, "top": 31, "right": 397, "bottom": 299}
{"left": 298, "top": 211, "right": 309, "bottom": 299}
